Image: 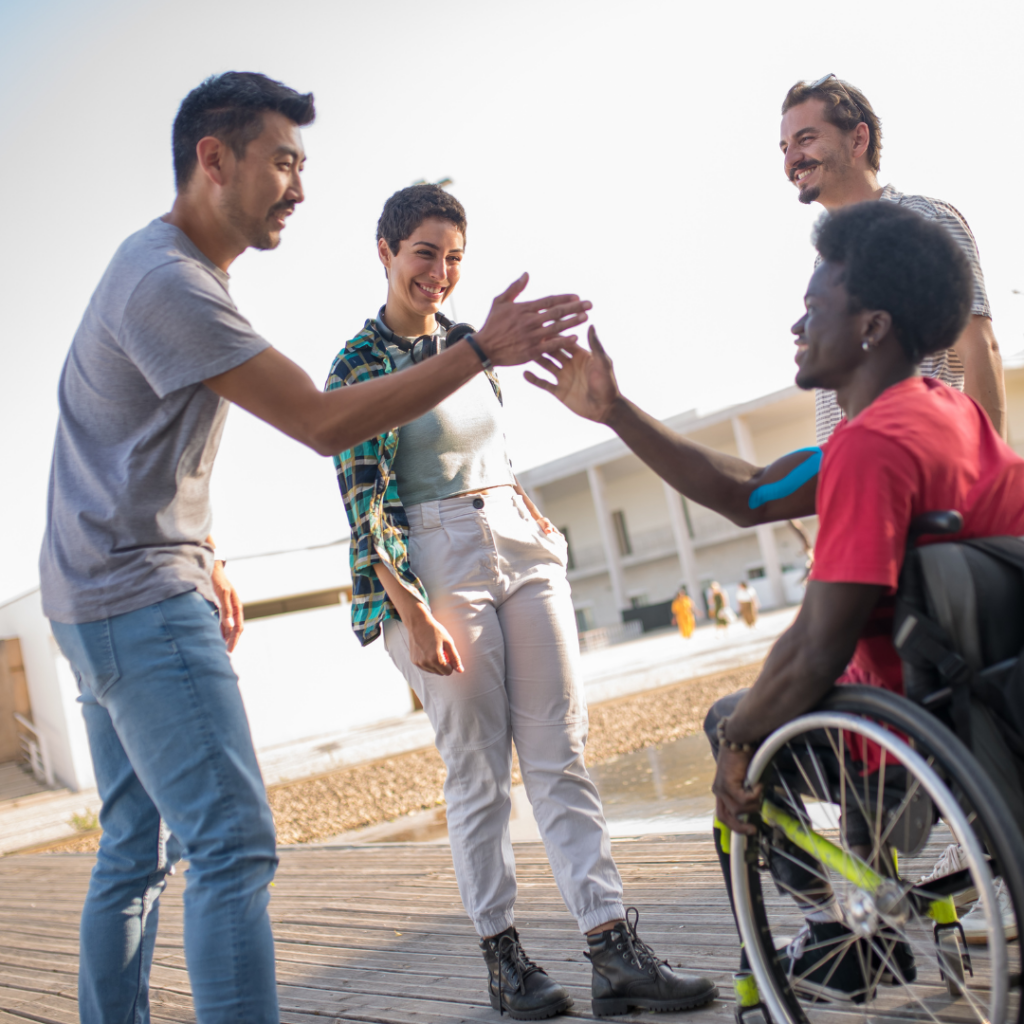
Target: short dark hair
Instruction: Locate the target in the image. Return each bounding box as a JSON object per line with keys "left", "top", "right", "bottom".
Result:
{"left": 376, "top": 184, "right": 467, "bottom": 254}
{"left": 172, "top": 72, "right": 315, "bottom": 190}
{"left": 782, "top": 78, "right": 883, "bottom": 172}
{"left": 813, "top": 202, "right": 973, "bottom": 363}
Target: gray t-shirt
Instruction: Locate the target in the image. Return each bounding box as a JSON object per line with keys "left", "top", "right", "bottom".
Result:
{"left": 40, "top": 218, "right": 270, "bottom": 623}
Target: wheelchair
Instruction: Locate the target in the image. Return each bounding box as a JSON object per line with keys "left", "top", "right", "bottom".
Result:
{"left": 728, "top": 512, "right": 1024, "bottom": 1024}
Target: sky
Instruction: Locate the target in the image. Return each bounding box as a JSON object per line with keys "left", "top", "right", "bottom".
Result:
{"left": 2, "top": 0, "right": 1023, "bottom": 602}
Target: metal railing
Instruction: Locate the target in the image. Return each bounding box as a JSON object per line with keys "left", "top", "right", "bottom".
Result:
{"left": 577, "top": 619, "right": 643, "bottom": 654}
{"left": 14, "top": 713, "right": 54, "bottom": 787}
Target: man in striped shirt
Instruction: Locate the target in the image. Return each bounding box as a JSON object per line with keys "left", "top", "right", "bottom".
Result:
{"left": 779, "top": 76, "right": 1005, "bottom": 443}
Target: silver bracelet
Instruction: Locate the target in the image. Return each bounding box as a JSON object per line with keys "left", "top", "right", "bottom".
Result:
{"left": 464, "top": 333, "right": 493, "bottom": 370}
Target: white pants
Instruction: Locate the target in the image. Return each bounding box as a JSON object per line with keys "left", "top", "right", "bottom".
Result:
{"left": 383, "top": 489, "right": 625, "bottom": 936}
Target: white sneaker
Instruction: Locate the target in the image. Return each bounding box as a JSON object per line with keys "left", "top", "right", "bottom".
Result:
{"left": 960, "top": 878, "right": 1018, "bottom": 946}
{"left": 916, "top": 843, "right": 977, "bottom": 907}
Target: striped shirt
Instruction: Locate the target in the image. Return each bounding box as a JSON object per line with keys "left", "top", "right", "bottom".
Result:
{"left": 814, "top": 184, "right": 991, "bottom": 444}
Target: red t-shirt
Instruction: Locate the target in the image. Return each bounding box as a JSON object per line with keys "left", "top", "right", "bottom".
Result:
{"left": 809, "top": 376, "right": 1024, "bottom": 693}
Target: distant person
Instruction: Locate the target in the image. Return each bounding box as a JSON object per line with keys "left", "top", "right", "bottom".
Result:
{"left": 326, "top": 184, "right": 716, "bottom": 1020}
{"left": 528, "top": 200, "right": 1024, "bottom": 1000}
{"left": 40, "top": 73, "right": 591, "bottom": 1024}
{"left": 671, "top": 586, "right": 696, "bottom": 639}
{"left": 779, "top": 75, "right": 1005, "bottom": 443}
{"left": 736, "top": 582, "right": 759, "bottom": 628}
{"left": 709, "top": 582, "right": 731, "bottom": 631}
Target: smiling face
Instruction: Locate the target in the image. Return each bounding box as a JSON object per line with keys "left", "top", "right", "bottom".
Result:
{"left": 792, "top": 261, "right": 869, "bottom": 391}
{"left": 219, "top": 110, "right": 306, "bottom": 251}
{"left": 378, "top": 217, "right": 464, "bottom": 325}
{"left": 780, "top": 99, "right": 857, "bottom": 206}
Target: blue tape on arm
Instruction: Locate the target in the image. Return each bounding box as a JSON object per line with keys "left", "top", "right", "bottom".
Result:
{"left": 747, "top": 447, "right": 822, "bottom": 510}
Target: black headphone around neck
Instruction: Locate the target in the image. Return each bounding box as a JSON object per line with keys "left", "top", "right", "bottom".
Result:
{"left": 376, "top": 308, "right": 477, "bottom": 363}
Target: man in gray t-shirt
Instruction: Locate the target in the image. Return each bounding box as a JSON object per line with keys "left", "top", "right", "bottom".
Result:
{"left": 41, "top": 217, "right": 268, "bottom": 624}
{"left": 44, "top": 72, "right": 591, "bottom": 1024}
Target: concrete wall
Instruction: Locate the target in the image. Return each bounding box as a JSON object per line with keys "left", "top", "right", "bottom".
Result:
{"left": 0, "top": 583, "right": 415, "bottom": 792}
{"left": 230, "top": 602, "right": 414, "bottom": 752}
{"left": 0, "top": 590, "right": 95, "bottom": 791}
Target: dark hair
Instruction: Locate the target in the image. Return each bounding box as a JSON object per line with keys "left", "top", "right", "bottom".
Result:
{"left": 813, "top": 202, "right": 973, "bottom": 363}
{"left": 782, "top": 79, "right": 882, "bottom": 172}
{"left": 376, "top": 184, "right": 467, "bottom": 254}
{"left": 172, "top": 72, "right": 315, "bottom": 190}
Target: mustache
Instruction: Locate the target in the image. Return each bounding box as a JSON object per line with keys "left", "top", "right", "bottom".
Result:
{"left": 789, "top": 160, "right": 821, "bottom": 182}
{"left": 269, "top": 201, "right": 295, "bottom": 217}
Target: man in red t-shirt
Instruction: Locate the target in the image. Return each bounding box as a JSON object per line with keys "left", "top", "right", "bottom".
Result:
{"left": 814, "top": 374, "right": 1024, "bottom": 692}
{"left": 528, "top": 200, "right": 1024, "bottom": 1000}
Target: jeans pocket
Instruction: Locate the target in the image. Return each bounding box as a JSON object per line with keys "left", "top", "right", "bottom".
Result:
{"left": 52, "top": 618, "right": 122, "bottom": 701}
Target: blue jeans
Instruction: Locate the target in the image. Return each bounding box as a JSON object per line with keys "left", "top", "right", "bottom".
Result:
{"left": 52, "top": 590, "right": 279, "bottom": 1024}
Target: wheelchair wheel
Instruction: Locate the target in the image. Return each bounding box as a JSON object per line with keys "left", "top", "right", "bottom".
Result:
{"left": 730, "top": 685, "right": 1023, "bottom": 1024}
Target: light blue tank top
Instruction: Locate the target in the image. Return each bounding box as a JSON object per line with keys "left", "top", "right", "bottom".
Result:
{"left": 379, "top": 315, "right": 515, "bottom": 507}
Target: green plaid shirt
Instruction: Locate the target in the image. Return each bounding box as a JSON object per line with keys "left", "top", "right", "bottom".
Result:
{"left": 325, "top": 318, "right": 502, "bottom": 646}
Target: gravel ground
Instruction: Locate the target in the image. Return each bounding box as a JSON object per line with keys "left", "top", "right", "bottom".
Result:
{"left": 35, "top": 662, "right": 760, "bottom": 853}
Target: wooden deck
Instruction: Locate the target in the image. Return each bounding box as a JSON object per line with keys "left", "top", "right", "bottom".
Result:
{"left": 0, "top": 834, "right": 739, "bottom": 1023}
{"left": 0, "top": 833, "right": 1015, "bottom": 1024}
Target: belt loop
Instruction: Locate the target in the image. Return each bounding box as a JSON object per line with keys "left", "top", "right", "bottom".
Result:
{"left": 421, "top": 500, "right": 442, "bottom": 530}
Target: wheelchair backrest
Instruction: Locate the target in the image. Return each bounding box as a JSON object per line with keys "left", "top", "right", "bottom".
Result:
{"left": 894, "top": 535, "right": 1024, "bottom": 758}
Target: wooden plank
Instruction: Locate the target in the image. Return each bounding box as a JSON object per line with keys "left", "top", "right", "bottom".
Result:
{"left": 0, "top": 836, "right": 1007, "bottom": 1024}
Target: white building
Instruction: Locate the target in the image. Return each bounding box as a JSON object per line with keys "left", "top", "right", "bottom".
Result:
{"left": 518, "top": 386, "right": 819, "bottom": 632}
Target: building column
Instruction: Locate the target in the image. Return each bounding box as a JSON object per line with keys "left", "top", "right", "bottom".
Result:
{"left": 731, "top": 415, "right": 786, "bottom": 607}
{"left": 586, "top": 464, "right": 627, "bottom": 614}
{"left": 661, "top": 480, "right": 705, "bottom": 619}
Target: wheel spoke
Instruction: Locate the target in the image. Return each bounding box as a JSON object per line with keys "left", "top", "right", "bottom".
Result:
{"left": 824, "top": 727, "right": 878, "bottom": 849}
{"left": 775, "top": 754, "right": 813, "bottom": 829}
{"left": 871, "top": 745, "right": 889, "bottom": 873}
{"left": 791, "top": 931, "right": 859, "bottom": 986}
{"left": 839, "top": 727, "right": 850, "bottom": 863}
{"left": 876, "top": 756, "right": 934, "bottom": 854}
{"left": 863, "top": 933, "right": 948, "bottom": 1024}
{"left": 764, "top": 843, "right": 836, "bottom": 898}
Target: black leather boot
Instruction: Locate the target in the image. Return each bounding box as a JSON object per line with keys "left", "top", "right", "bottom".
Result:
{"left": 480, "top": 927, "right": 573, "bottom": 1020}
{"left": 586, "top": 909, "right": 719, "bottom": 1016}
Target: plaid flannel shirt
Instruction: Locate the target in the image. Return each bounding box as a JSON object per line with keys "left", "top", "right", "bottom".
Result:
{"left": 325, "top": 318, "right": 502, "bottom": 646}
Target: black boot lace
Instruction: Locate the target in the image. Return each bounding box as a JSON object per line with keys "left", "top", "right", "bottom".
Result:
{"left": 619, "top": 907, "right": 666, "bottom": 975}
{"left": 495, "top": 931, "right": 543, "bottom": 1015}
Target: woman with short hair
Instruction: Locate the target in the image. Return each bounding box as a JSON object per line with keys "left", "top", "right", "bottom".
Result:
{"left": 325, "top": 184, "right": 716, "bottom": 1020}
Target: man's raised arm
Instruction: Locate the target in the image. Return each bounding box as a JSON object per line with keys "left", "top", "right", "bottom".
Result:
{"left": 206, "top": 274, "right": 590, "bottom": 455}
{"left": 527, "top": 327, "right": 818, "bottom": 526}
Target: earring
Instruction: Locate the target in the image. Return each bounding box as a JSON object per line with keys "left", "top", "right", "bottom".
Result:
{"left": 862, "top": 341, "right": 871, "bottom": 351}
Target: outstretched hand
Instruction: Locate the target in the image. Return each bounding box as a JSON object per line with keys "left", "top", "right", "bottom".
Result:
{"left": 524, "top": 325, "right": 622, "bottom": 424}
{"left": 474, "top": 273, "right": 592, "bottom": 367}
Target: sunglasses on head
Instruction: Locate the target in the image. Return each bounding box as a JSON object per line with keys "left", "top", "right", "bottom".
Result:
{"left": 810, "top": 73, "right": 859, "bottom": 110}
{"left": 806, "top": 74, "right": 864, "bottom": 123}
